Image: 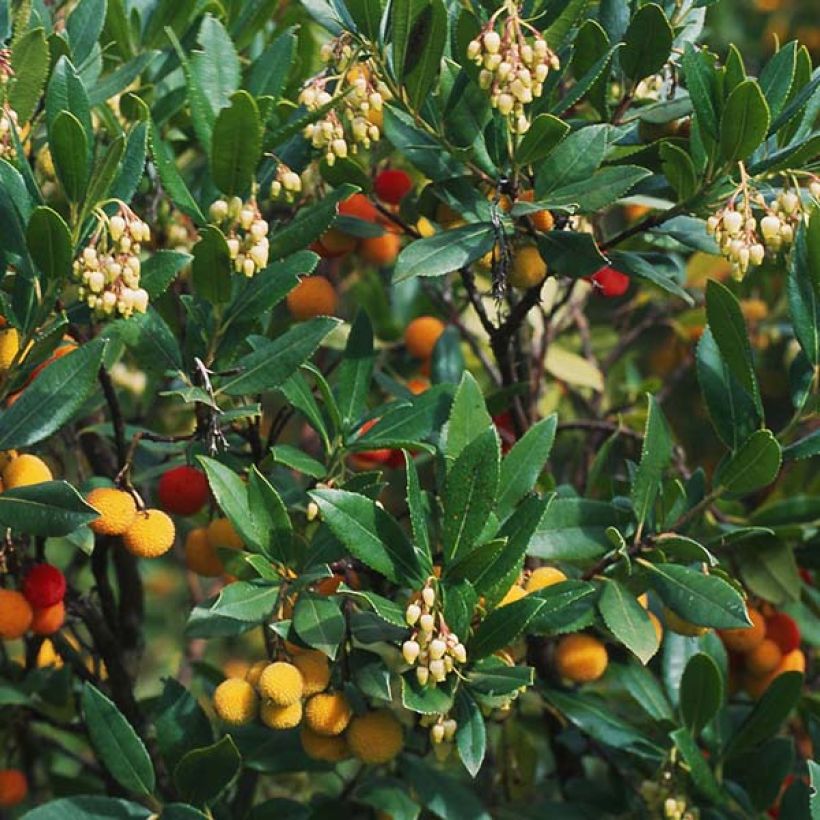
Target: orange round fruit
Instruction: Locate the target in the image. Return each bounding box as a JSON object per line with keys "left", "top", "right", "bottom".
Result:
{"left": 86, "top": 487, "right": 138, "bottom": 536}
{"left": 286, "top": 277, "right": 337, "bottom": 321}
{"left": 404, "top": 316, "right": 445, "bottom": 359}
{"left": 719, "top": 607, "right": 766, "bottom": 653}
{"left": 554, "top": 634, "right": 609, "bottom": 683}
{"left": 339, "top": 193, "right": 379, "bottom": 223}
{"left": 359, "top": 232, "right": 400, "bottom": 266}
{"left": 30, "top": 601, "right": 65, "bottom": 636}
{"left": 0, "top": 590, "right": 33, "bottom": 639}
{"left": 509, "top": 246, "right": 547, "bottom": 290}
{"left": 0, "top": 769, "right": 27, "bottom": 807}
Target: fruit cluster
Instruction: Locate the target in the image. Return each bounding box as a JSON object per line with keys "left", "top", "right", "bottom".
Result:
{"left": 209, "top": 196, "right": 270, "bottom": 278}
{"left": 86, "top": 486, "right": 175, "bottom": 559}
{"left": 403, "top": 583, "right": 468, "bottom": 686}
{"left": 311, "top": 192, "right": 402, "bottom": 266}
{"left": 213, "top": 652, "right": 404, "bottom": 764}
{"left": 184, "top": 517, "right": 243, "bottom": 578}
{"left": 467, "top": 6, "right": 559, "bottom": 134}
{"left": 73, "top": 210, "right": 151, "bottom": 319}
{"left": 299, "top": 44, "right": 390, "bottom": 164}
{"left": 719, "top": 606, "right": 806, "bottom": 699}
{"left": 0, "top": 563, "right": 67, "bottom": 641}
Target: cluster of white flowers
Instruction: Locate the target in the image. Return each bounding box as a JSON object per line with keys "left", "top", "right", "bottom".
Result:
{"left": 270, "top": 164, "right": 302, "bottom": 202}
{"left": 0, "top": 106, "right": 19, "bottom": 160}
{"left": 166, "top": 213, "right": 197, "bottom": 254}
{"left": 419, "top": 713, "right": 458, "bottom": 760}
{"left": 467, "top": 7, "right": 559, "bottom": 134}
{"left": 402, "top": 583, "right": 467, "bottom": 686}
{"left": 74, "top": 212, "right": 150, "bottom": 319}
{"left": 707, "top": 186, "right": 812, "bottom": 279}
{"left": 299, "top": 40, "right": 391, "bottom": 165}
{"left": 209, "top": 197, "right": 269, "bottom": 278}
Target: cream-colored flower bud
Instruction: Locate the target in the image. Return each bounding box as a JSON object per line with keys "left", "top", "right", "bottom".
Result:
{"left": 250, "top": 220, "right": 268, "bottom": 241}
{"left": 429, "top": 639, "right": 446, "bottom": 661}
{"left": 779, "top": 191, "right": 799, "bottom": 214}
{"left": 416, "top": 665, "right": 430, "bottom": 686}
{"left": 250, "top": 244, "right": 268, "bottom": 270}
{"left": 497, "top": 93, "right": 515, "bottom": 116}
{"left": 706, "top": 215, "right": 719, "bottom": 235}
{"left": 402, "top": 640, "right": 420, "bottom": 664}
{"left": 317, "top": 91, "right": 332, "bottom": 107}
{"left": 368, "top": 125, "right": 380, "bottom": 142}
{"left": 306, "top": 501, "right": 320, "bottom": 521}
{"left": 271, "top": 180, "right": 283, "bottom": 198}
{"left": 453, "top": 643, "right": 467, "bottom": 664}
{"left": 722, "top": 209, "right": 743, "bottom": 235}
{"left": 227, "top": 238, "right": 240, "bottom": 259}
{"left": 430, "top": 723, "right": 445, "bottom": 744}
{"left": 738, "top": 247, "right": 750, "bottom": 272}
{"left": 242, "top": 257, "right": 256, "bottom": 277}
{"left": 534, "top": 63, "right": 548, "bottom": 83}
{"left": 109, "top": 215, "right": 126, "bottom": 241}
{"left": 429, "top": 659, "right": 446, "bottom": 681}
{"left": 780, "top": 223, "right": 794, "bottom": 244}
{"left": 405, "top": 603, "right": 421, "bottom": 626}
{"left": 120, "top": 235, "right": 132, "bottom": 253}
{"left": 810, "top": 181, "right": 820, "bottom": 200}
{"left": 483, "top": 53, "right": 501, "bottom": 71}
{"left": 760, "top": 214, "right": 781, "bottom": 240}
{"left": 749, "top": 243, "right": 765, "bottom": 265}
{"left": 87, "top": 270, "right": 105, "bottom": 293}
{"left": 332, "top": 138, "right": 348, "bottom": 158}
{"left": 239, "top": 208, "right": 254, "bottom": 231}
{"left": 228, "top": 196, "right": 243, "bottom": 218}
{"left": 422, "top": 587, "right": 436, "bottom": 608}
{"left": 102, "top": 291, "right": 117, "bottom": 312}
{"left": 133, "top": 289, "right": 149, "bottom": 313}
{"left": 467, "top": 40, "right": 481, "bottom": 61}
{"left": 443, "top": 718, "right": 457, "bottom": 741}
{"left": 483, "top": 30, "right": 501, "bottom": 54}
{"left": 419, "top": 613, "right": 435, "bottom": 633}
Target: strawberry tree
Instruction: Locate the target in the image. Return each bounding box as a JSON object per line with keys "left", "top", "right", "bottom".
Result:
{"left": 0, "top": 0, "right": 817, "bottom": 818}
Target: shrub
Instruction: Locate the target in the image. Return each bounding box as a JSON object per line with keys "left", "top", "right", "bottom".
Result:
{"left": 0, "top": 0, "right": 817, "bottom": 817}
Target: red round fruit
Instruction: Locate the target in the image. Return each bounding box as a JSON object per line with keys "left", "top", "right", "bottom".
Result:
{"left": 374, "top": 169, "right": 413, "bottom": 205}
{"left": 157, "top": 465, "right": 210, "bottom": 516}
{"left": 589, "top": 266, "right": 630, "bottom": 298}
{"left": 22, "top": 563, "right": 66, "bottom": 608}
{"left": 765, "top": 612, "right": 801, "bottom": 654}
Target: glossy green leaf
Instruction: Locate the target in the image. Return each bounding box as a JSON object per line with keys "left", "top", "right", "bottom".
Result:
{"left": 219, "top": 318, "right": 339, "bottom": 396}
{"left": 631, "top": 395, "right": 674, "bottom": 529}
{"left": 599, "top": 579, "right": 659, "bottom": 664}
{"left": 21, "top": 797, "right": 151, "bottom": 819}
{"left": 82, "top": 683, "right": 155, "bottom": 797}
{"left": 620, "top": 4, "right": 673, "bottom": 81}
{"left": 154, "top": 679, "right": 213, "bottom": 773}
{"left": 679, "top": 653, "right": 723, "bottom": 734}
{"left": 336, "top": 310, "right": 375, "bottom": 429}
{"left": 174, "top": 736, "right": 241, "bottom": 806}
{"left": 211, "top": 91, "right": 261, "bottom": 197}
{"left": 394, "top": 223, "right": 495, "bottom": 283}
{"left": 9, "top": 27, "right": 49, "bottom": 123}
{"left": 0, "top": 481, "right": 99, "bottom": 537}
{"left": 454, "top": 690, "right": 486, "bottom": 777}
{"left": 682, "top": 43, "right": 720, "bottom": 140}
{"left": 643, "top": 562, "right": 749, "bottom": 629}
{"left": 719, "top": 79, "right": 770, "bottom": 163}
{"left": 442, "top": 428, "right": 500, "bottom": 562}
{"left": 715, "top": 429, "right": 782, "bottom": 495}
{"left": 310, "top": 488, "right": 423, "bottom": 585}
{"left": 51, "top": 111, "right": 89, "bottom": 202}
{"left": 293, "top": 594, "right": 345, "bottom": 659}
{"left": 0, "top": 338, "right": 106, "bottom": 450}
{"left": 26, "top": 207, "right": 73, "bottom": 282}
{"left": 515, "top": 114, "right": 569, "bottom": 166}
{"left": 470, "top": 595, "right": 544, "bottom": 658}
{"left": 186, "top": 581, "right": 281, "bottom": 638}
{"left": 705, "top": 279, "right": 763, "bottom": 416}
{"left": 445, "top": 371, "right": 492, "bottom": 462}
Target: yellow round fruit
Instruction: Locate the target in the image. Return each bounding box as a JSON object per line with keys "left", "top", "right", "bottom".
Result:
{"left": 206, "top": 517, "right": 243, "bottom": 551}
{"left": 213, "top": 678, "right": 259, "bottom": 726}
{"left": 509, "top": 246, "right": 547, "bottom": 289}
{"left": 184, "top": 527, "right": 223, "bottom": 577}
{"left": 525, "top": 567, "right": 567, "bottom": 593}
{"left": 718, "top": 607, "right": 765, "bottom": 653}
{"left": 300, "top": 726, "right": 349, "bottom": 762}
{"left": 304, "top": 692, "right": 352, "bottom": 736}
{"left": 404, "top": 316, "right": 445, "bottom": 360}
{"left": 258, "top": 661, "right": 304, "bottom": 706}
{"left": 2, "top": 454, "right": 53, "bottom": 489}
{"left": 0, "top": 328, "right": 20, "bottom": 371}
{"left": 0, "top": 590, "right": 33, "bottom": 639}
{"left": 346, "top": 710, "right": 404, "bottom": 764}
{"left": 86, "top": 487, "right": 138, "bottom": 536}
{"left": 122, "top": 509, "right": 176, "bottom": 558}
{"left": 554, "top": 634, "right": 609, "bottom": 683}
{"left": 663, "top": 607, "right": 709, "bottom": 637}
{"left": 245, "top": 660, "right": 267, "bottom": 688}
{"left": 260, "top": 699, "right": 303, "bottom": 730}
{"left": 292, "top": 651, "right": 331, "bottom": 696}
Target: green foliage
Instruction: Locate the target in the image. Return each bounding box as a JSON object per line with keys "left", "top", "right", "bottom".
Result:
{"left": 0, "top": 0, "right": 816, "bottom": 818}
